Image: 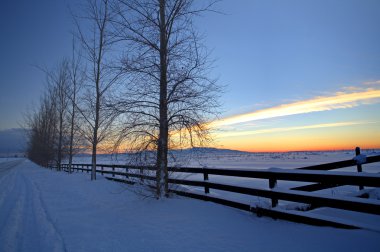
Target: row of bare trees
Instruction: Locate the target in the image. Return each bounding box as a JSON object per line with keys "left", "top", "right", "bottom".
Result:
{"left": 26, "top": 58, "right": 83, "bottom": 169}
{"left": 25, "top": 0, "right": 221, "bottom": 199}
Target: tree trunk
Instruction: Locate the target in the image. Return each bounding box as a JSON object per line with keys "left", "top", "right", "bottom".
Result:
{"left": 156, "top": 0, "right": 169, "bottom": 199}
{"left": 92, "top": 99, "right": 99, "bottom": 180}
{"left": 57, "top": 113, "right": 63, "bottom": 171}
{"left": 92, "top": 66, "right": 101, "bottom": 180}
{"left": 68, "top": 89, "right": 76, "bottom": 174}
{"left": 91, "top": 138, "right": 97, "bottom": 180}
{"left": 91, "top": 11, "right": 103, "bottom": 181}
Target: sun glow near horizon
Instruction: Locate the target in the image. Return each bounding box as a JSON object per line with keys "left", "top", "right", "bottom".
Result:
{"left": 209, "top": 85, "right": 380, "bottom": 152}
{"left": 79, "top": 85, "right": 380, "bottom": 153}
{"left": 210, "top": 88, "right": 380, "bottom": 128}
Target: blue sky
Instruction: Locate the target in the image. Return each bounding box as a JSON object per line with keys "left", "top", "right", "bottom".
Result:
{"left": 201, "top": 0, "right": 380, "bottom": 114}
{"left": 0, "top": 0, "right": 73, "bottom": 129}
{"left": 0, "top": 0, "right": 379, "bottom": 151}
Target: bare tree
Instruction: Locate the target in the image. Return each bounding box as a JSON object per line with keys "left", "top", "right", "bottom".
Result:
{"left": 47, "top": 60, "right": 71, "bottom": 171}
{"left": 31, "top": 60, "right": 71, "bottom": 169}
{"left": 67, "top": 41, "right": 85, "bottom": 173}
{"left": 73, "top": 0, "right": 121, "bottom": 180}
{"left": 113, "top": 0, "right": 221, "bottom": 198}
{"left": 25, "top": 84, "right": 59, "bottom": 167}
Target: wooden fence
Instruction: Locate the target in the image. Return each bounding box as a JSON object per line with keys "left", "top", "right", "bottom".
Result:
{"left": 60, "top": 147, "right": 380, "bottom": 229}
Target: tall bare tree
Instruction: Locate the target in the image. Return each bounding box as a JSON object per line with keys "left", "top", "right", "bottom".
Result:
{"left": 25, "top": 81, "right": 59, "bottom": 167}
{"left": 67, "top": 41, "right": 84, "bottom": 173}
{"left": 74, "top": 0, "right": 120, "bottom": 180}
{"left": 47, "top": 60, "right": 70, "bottom": 171}
{"left": 113, "top": 0, "right": 221, "bottom": 198}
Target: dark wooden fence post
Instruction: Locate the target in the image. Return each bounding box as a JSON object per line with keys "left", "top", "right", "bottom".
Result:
{"left": 112, "top": 165, "right": 115, "bottom": 178}
{"left": 355, "top": 147, "right": 364, "bottom": 190}
{"left": 101, "top": 165, "right": 104, "bottom": 175}
{"left": 140, "top": 167, "right": 144, "bottom": 183}
{"left": 269, "top": 177, "right": 278, "bottom": 207}
{"left": 203, "top": 169, "right": 210, "bottom": 194}
{"left": 125, "top": 167, "right": 129, "bottom": 179}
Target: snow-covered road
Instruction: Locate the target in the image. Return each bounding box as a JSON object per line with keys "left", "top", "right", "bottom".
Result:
{"left": 0, "top": 159, "right": 66, "bottom": 251}
{"left": 0, "top": 160, "right": 379, "bottom": 252}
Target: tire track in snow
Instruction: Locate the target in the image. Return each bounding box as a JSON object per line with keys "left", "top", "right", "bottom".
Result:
{"left": 0, "top": 161, "right": 67, "bottom": 252}
{"left": 0, "top": 163, "right": 19, "bottom": 211}
{"left": 0, "top": 160, "right": 25, "bottom": 232}
{"left": 0, "top": 159, "right": 24, "bottom": 177}
{"left": 0, "top": 168, "right": 28, "bottom": 251}
{"left": 29, "top": 175, "right": 68, "bottom": 251}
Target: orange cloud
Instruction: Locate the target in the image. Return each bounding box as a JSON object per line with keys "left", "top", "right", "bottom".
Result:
{"left": 213, "top": 121, "right": 374, "bottom": 138}
{"left": 211, "top": 88, "right": 380, "bottom": 127}
{"left": 216, "top": 122, "right": 380, "bottom": 152}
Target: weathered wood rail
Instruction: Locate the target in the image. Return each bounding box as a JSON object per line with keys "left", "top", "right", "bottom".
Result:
{"left": 60, "top": 148, "right": 380, "bottom": 229}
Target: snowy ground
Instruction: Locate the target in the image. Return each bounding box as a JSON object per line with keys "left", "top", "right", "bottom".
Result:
{"left": 0, "top": 157, "right": 22, "bottom": 164}
{"left": 1, "top": 159, "right": 380, "bottom": 252}
{"left": 71, "top": 149, "right": 380, "bottom": 171}
{"left": 70, "top": 150, "right": 380, "bottom": 231}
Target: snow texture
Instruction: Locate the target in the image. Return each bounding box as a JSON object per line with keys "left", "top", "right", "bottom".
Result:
{"left": 354, "top": 154, "right": 367, "bottom": 165}
{"left": 1, "top": 159, "right": 380, "bottom": 252}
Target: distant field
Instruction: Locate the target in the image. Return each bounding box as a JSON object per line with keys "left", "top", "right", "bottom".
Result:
{"left": 67, "top": 149, "right": 380, "bottom": 230}
{"left": 70, "top": 149, "right": 380, "bottom": 172}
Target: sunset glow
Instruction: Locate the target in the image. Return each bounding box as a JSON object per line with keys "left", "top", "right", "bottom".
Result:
{"left": 1, "top": 0, "right": 379, "bottom": 154}
{"left": 213, "top": 121, "right": 374, "bottom": 138}
{"left": 211, "top": 88, "right": 380, "bottom": 128}
{"left": 209, "top": 85, "right": 380, "bottom": 152}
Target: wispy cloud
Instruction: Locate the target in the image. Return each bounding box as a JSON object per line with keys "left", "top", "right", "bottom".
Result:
{"left": 363, "top": 80, "right": 380, "bottom": 85}
{"left": 211, "top": 88, "right": 380, "bottom": 127}
{"left": 214, "top": 121, "right": 374, "bottom": 138}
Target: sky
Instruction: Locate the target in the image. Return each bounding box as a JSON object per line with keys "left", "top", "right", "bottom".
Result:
{"left": 0, "top": 0, "right": 379, "bottom": 152}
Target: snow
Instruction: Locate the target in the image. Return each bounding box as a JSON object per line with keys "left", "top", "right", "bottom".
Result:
{"left": 309, "top": 207, "right": 380, "bottom": 233}
{"left": 73, "top": 150, "right": 380, "bottom": 234}
{"left": 1, "top": 159, "right": 380, "bottom": 251}
{"left": 354, "top": 154, "right": 367, "bottom": 165}
{"left": 0, "top": 157, "right": 22, "bottom": 164}
{"left": 71, "top": 149, "right": 380, "bottom": 172}
{"left": 71, "top": 151, "right": 380, "bottom": 196}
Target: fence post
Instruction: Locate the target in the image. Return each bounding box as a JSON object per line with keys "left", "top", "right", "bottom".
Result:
{"left": 112, "top": 165, "right": 115, "bottom": 178}
{"left": 101, "top": 165, "right": 104, "bottom": 175}
{"left": 355, "top": 147, "right": 364, "bottom": 190}
{"left": 269, "top": 177, "right": 278, "bottom": 207}
{"left": 203, "top": 169, "right": 210, "bottom": 194}
{"left": 140, "top": 167, "right": 144, "bottom": 183}
{"left": 126, "top": 167, "right": 129, "bottom": 179}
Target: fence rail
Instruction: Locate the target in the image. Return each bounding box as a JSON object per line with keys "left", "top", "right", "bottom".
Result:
{"left": 59, "top": 147, "right": 380, "bottom": 229}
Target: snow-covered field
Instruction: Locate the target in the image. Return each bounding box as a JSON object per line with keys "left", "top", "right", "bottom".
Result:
{"left": 71, "top": 150, "right": 380, "bottom": 223}
{"left": 71, "top": 149, "right": 380, "bottom": 171}
{"left": 0, "top": 159, "right": 380, "bottom": 251}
